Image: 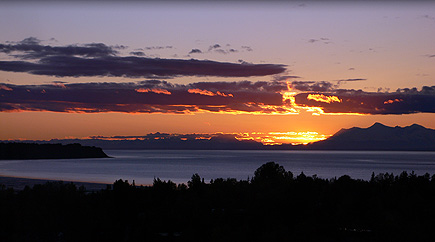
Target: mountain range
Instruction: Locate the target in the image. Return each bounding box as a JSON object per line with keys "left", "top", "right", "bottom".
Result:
{"left": 3, "top": 123, "right": 435, "bottom": 151}
{"left": 306, "top": 122, "right": 435, "bottom": 151}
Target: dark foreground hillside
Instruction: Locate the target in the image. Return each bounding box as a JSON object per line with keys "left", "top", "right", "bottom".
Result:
{"left": 0, "top": 142, "right": 109, "bottom": 159}
{"left": 1, "top": 162, "right": 435, "bottom": 242}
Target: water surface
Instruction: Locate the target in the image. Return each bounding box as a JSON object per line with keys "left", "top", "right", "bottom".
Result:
{"left": 0, "top": 150, "right": 434, "bottom": 185}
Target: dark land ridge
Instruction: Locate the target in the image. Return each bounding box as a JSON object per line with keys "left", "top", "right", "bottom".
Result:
{"left": 308, "top": 122, "right": 435, "bottom": 151}
{"left": 1, "top": 162, "right": 434, "bottom": 242}
{"left": 0, "top": 142, "right": 109, "bottom": 160}
{"left": 4, "top": 123, "right": 435, "bottom": 151}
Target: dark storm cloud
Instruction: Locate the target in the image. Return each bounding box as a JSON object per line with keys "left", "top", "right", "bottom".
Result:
{"left": 0, "top": 38, "right": 286, "bottom": 78}
{"left": 294, "top": 86, "right": 435, "bottom": 115}
{"left": 0, "top": 80, "right": 285, "bottom": 114}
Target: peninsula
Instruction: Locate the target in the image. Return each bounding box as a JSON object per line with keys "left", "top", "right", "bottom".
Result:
{"left": 0, "top": 143, "right": 109, "bottom": 160}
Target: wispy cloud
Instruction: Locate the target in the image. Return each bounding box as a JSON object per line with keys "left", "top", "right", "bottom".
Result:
{"left": 272, "top": 75, "right": 301, "bottom": 82}
{"left": 307, "top": 38, "right": 331, "bottom": 44}
{"left": 189, "top": 49, "right": 202, "bottom": 54}
{"left": 143, "top": 46, "right": 172, "bottom": 50}
{"left": 422, "top": 14, "right": 435, "bottom": 21}
{"left": 334, "top": 78, "right": 366, "bottom": 82}
{"left": 129, "top": 51, "right": 146, "bottom": 56}
{"left": 241, "top": 46, "right": 253, "bottom": 52}
{"left": 188, "top": 44, "right": 250, "bottom": 55}
{"left": 208, "top": 44, "right": 221, "bottom": 51}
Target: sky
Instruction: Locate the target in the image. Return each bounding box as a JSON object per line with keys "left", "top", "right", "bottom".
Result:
{"left": 0, "top": 0, "right": 434, "bottom": 144}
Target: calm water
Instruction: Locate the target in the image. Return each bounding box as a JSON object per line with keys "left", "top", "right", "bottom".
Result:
{"left": 0, "top": 150, "right": 434, "bottom": 185}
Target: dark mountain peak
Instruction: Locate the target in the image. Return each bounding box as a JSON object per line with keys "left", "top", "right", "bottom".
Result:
{"left": 330, "top": 127, "right": 355, "bottom": 138}
{"left": 408, "top": 123, "right": 426, "bottom": 129}
{"left": 393, "top": 123, "right": 426, "bottom": 129}
{"left": 368, "top": 122, "right": 390, "bottom": 129}
{"left": 333, "top": 128, "right": 349, "bottom": 135}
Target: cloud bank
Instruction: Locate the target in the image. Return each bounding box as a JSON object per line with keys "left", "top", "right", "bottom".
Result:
{"left": 0, "top": 80, "right": 433, "bottom": 115}
{"left": 0, "top": 80, "right": 286, "bottom": 114}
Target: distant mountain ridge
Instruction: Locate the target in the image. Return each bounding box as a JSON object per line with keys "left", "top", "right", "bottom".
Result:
{"left": 306, "top": 123, "right": 435, "bottom": 151}
{"left": 2, "top": 123, "right": 434, "bottom": 151}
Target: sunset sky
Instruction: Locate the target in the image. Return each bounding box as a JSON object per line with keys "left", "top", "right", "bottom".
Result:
{"left": 0, "top": 0, "right": 434, "bottom": 144}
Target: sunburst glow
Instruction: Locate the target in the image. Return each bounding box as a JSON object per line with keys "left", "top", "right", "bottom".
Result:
{"left": 307, "top": 94, "right": 342, "bottom": 103}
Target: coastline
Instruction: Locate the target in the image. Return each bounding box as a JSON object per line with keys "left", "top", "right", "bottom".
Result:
{"left": 0, "top": 175, "right": 110, "bottom": 191}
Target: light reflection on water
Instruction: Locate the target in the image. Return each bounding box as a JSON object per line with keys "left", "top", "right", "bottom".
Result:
{"left": 0, "top": 150, "right": 434, "bottom": 185}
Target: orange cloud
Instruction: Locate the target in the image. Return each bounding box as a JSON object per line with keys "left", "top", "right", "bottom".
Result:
{"left": 307, "top": 94, "right": 342, "bottom": 103}
{"left": 384, "top": 98, "right": 403, "bottom": 104}
{"left": 135, "top": 88, "right": 171, "bottom": 95}
{"left": 188, "top": 88, "right": 215, "bottom": 96}
{"left": 216, "top": 91, "right": 234, "bottom": 97}
{"left": 188, "top": 88, "right": 233, "bottom": 97}
{"left": 0, "top": 85, "right": 13, "bottom": 91}
{"left": 51, "top": 82, "right": 67, "bottom": 89}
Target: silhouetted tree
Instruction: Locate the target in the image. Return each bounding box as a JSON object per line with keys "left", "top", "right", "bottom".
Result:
{"left": 252, "top": 161, "right": 292, "bottom": 184}
{"left": 153, "top": 178, "right": 176, "bottom": 191}
{"left": 187, "top": 173, "right": 203, "bottom": 188}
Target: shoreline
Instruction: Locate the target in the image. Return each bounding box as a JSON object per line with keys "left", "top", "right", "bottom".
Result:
{"left": 0, "top": 175, "right": 110, "bottom": 191}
